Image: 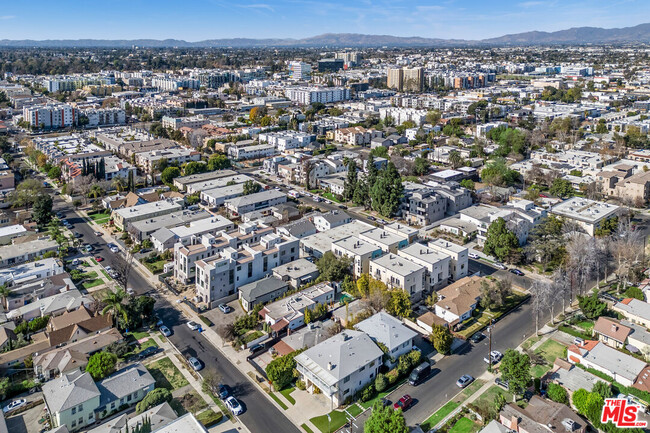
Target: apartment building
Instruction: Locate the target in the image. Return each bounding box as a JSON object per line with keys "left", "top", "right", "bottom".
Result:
{"left": 313, "top": 211, "right": 352, "bottom": 232}
{"left": 195, "top": 233, "right": 300, "bottom": 305}
{"left": 228, "top": 143, "right": 277, "bottom": 161}
{"left": 427, "top": 239, "right": 468, "bottom": 281}
{"left": 112, "top": 198, "right": 183, "bottom": 231}
{"left": 359, "top": 228, "right": 410, "bottom": 253}
{"left": 0, "top": 238, "right": 59, "bottom": 267}
{"left": 151, "top": 215, "right": 234, "bottom": 252}
{"left": 333, "top": 126, "right": 381, "bottom": 146}
{"left": 135, "top": 148, "right": 201, "bottom": 174}
{"left": 82, "top": 108, "right": 126, "bottom": 127}
{"left": 260, "top": 282, "right": 335, "bottom": 332}
{"left": 285, "top": 87, "right": 350, "bottom": 105}
{"left": 129, "top": 209, "right": 210, "bottom": 242}
{"left": 224, "top": 190, "right": 287, "bottom": 217}
{"left": 398, "top": 243, "right": 451, "bottom": 291}
{"left": 369, "top": 253, "right": 426, "bottom": 299}
{"left": 332, "top": 236, "right": 383, "bottom": 277}
{"left": 174, "top": 223, "right": 274, "bottom": 284}
{"left": 0, "top": 257, "right": 64, "bottom": 286}
{"left": 550, "top": 197, "right": 620, "bottom": 236}
{"left": 161, "top": 116, "right": 209, "bottom": 130}
{"left": 378, "top": 107, "right": 427, "bottom": 126}
{"left": 22, "top": 104, "right": 78, "bottom": 129}
{"left": 258, "top": 131, "right": 314, "bottom": 151}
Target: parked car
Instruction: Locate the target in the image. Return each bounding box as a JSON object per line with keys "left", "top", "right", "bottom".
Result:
{"left": 138, "top": 346, "right": 160, "bottom": 360}
{"left": 73, "top": 232, "right": 82, "bottom": 238}
{"left": 95, "top": 256, "right": 104, "bottom": 262}
{"left": 367, "top": 216, "right": 376, "bottom": 221}
{"left": 84, "top": 245, "right": 93, "bottom": 252}
{"left": 94, "top": 231, "right": 103, "bottom": 237}
{"left": 225, "top": 396, "right": 243, "bottom": 415}
{"left": 3, "top": 399, "right": 26, "bottom": 413}
{"left": 217, "top": 384, "right": 229, "bottom": 399}
{"left": 468, "top": 253, "right": 479, "bottom": 259}
{"left": 509, "top": 269, "right": 524, "bottom": 276}
{"left": 218, "top": 304, "right": 232, "bottom": 313}
{"left": 159, "top": 325, "right": 171, "bottom": 337}
{"left": 126, "top": 288, "right": 135, "bottom": 296}
{"left": 495, "top": 377, "right": 509, "bottom": 390}
{"left": 109, "top": 245, "right": 119, "bottom": 253}
{"left": 72, "top": 259, "right": 80, "bottom": 266}
{"left": 456, "top": 375, "right": 474, "bottom": 388}
{"left": 338, "top": 205, "right": 347, "bottom": 210}
{"left": 188, "top": 357, "right": 203, "bottom": 371}
{"left": 470, "top": 332, "right": 486, "bottom": 343}
{"left": 248, "top": 344, "right": 264, "bottom": 355}
{"left": 484, "top": 350, "right": 503, "bottom": 365}
{"left": 393, "top": 395, "right": 413, "bottom": 411}
{"left": 408, "top": 362, "right": 431, "bottom": 386}
{"left": 494, "top": 262, "right": 507, "bottom": 270}
{"left": 187, "top": 321, "right": 200, "bottom": 331}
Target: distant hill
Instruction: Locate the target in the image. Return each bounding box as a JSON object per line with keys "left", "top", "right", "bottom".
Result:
{"left": 3, "top": 23, "right": 650, "bottom": 48}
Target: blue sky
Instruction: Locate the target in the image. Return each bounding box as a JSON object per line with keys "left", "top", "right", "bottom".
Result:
{"left": 0, "top": 0, "right": 648, "bottom": 41}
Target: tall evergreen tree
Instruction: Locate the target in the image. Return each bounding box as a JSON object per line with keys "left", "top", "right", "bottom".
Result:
{"left": 343, "top": 160, "right": 358, "bottom": 201}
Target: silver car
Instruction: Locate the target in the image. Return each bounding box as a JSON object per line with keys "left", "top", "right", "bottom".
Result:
{"left": 188, "top": 357, "right": 203, "bottom": 371}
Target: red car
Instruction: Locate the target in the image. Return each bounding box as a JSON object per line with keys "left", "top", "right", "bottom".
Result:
{"left": 95, "top": 256, "right": 104, "bottom": 262}
{"left": 393, "top": 394, "right": 413, "bottom": 411}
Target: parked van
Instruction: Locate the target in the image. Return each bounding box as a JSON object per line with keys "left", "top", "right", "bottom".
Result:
{"left": 288, "top": 190, "right": 301, "bottom": 199}
{"left": 409, "top": 361, "right": 431, "bottom": 386}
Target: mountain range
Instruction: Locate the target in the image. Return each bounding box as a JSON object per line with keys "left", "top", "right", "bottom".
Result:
{"left": 3, "top": 23, "right": 650, "bottom": 48}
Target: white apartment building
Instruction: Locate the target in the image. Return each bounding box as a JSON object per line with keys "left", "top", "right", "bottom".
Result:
{"left": 151, "top": 77, "right": 201, "bottom": 91}
{"left": 135, "top": 148, "right": 201, "bottom": 174}
{"left": 161, "top": 116, "right": 209, "bottom": 130}
{"left": 224, "top": 190, "right": 287, "bottom": 217}
{"left": 398, "top": 243, "right": 451, "bottom": 291}
{"left": 427, "top": 239, "right": 468, "bottom": 281}
{"left": 195, "top": 233, "right": 299, "bottom": 305}
{"left": 82, "top": 108, "right": 126, "bottom": 127}
{"left": 288, "top": 61, "right": 312, "bottom": 80}
{"left": 258, "top": 131, "right": 314, "bottom": 151}
{"left": 332, "top": 236, "right": 383, "bottom": 277}
{"left": 369, "top": 253, "right": 426, "bottom": 299}
{"left": 112, "top": 198, "right": 184, "bottom": 230}
{"left": 550, "top": 197, "right": 621, "bottom": 236}
{"left": 260, "top": 282, "right": 335, "bottom": 331}
{"left": 23, "top": 104, "right": 78, "bottom": 129}
{"left": 228, "top": 144, "right": 277, "bottom": 161}
{"left": 378, "top": 107, "right": 427, "bottom": 126}
{"left": 285, "top": 87, "right": 350, "bottom": 105}
{"left": 0, "top": 258, "right": 64, "bottom": 286}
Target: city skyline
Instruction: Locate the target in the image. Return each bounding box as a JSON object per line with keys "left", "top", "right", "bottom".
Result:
{"left": 1, "top": 0, "right": 650, "bottom": 41}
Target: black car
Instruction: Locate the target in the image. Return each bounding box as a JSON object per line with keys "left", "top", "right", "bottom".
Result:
{"left": 509, "top": 269, "right": 524, "bottom": 276}
{"left": 138, "top": 346, "right": 160, "bottom": 360}
{"left": 217, "top": 384, "right": 229, "bottom": 399}
{"left": 249, "top": 344, "right": 265, "bottom": 355}
{"left": 338, "top": 205, "right": 348, "bottom": 210}
{"left": 470, "top": 332, "right": 486, "bottom": 343}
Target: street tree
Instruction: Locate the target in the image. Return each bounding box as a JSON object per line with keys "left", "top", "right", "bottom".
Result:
{"left": 483, "top": 218, "right": 521, "bottom": 263}
{"left": 364, "top": 401, "right": 408, "bottom": 433}
{"left": 500, "top": 349, "right": 531, "bottom": 398}
{"left": 430, "top": 324, "right": 453, "bottom": 355}
{"left": 32, "top": 194, "right": 53, "bottom": 226}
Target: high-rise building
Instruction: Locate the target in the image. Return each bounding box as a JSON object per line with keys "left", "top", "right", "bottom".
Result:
{"left": 387, "top": 68, "right": 404, "bottom": 91}
{"left": 317, "top": 59, "right": 344, "bottom": 73}
{"left": 288, "top": 61, "right": 312, "bottom": 80}
{"left": 403, "top": 67, "right": 424, "bottom": 92}
{"left": 22, "top": 104, "right": 78, "bottom": 129}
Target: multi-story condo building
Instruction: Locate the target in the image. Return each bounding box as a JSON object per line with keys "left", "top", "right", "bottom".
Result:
{"left": 285, "top": 87, "right": 350, "bottom": 105}
{"left": 174, "top": 223, "right": 274, "bottom": 284}
{"left": 398, "top": 243, "right": 451, "bottom": 291}
{"left": 23, "top": 104, "right": 78, "bottom": 129}
{"left": 369, "top": 253, "right": 426, "bottom": 299}
{"left": 81, "top": 108, "right": 126, "bottom": 127}
{"left": 195, "top": 232, "right": 299, "bottom": 305}
{"left": 135, "top": 148, "right": 201, "bottom": 174}
{"left": 427, "top": 239, "right": 468, "bottom": 281}
{"left": 332, "top": 236, "right": 383, "bottom": 277}
{"left": 260, "top": 282, "right": 335, "bottom": 331}
{"left": 224, "top": 190, "right": 287, "bottom": 217}
{"left": 112, "top": 198, "right": 183, "bottom": 231}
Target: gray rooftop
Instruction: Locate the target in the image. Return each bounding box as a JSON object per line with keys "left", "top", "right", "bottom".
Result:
{"left": 332, "top": 236, "right": 382, "bottom": 256}
{"left": 370, "top": 253, "right": 425, "bottom": 277}
{"left": 548, "top": 365, "right": 600, "bottom": 393}
{"left": 300, "top": 220, "right": 374, "bottom": 256}
{"left": 130, "top": 209, "right": 210, "bottom": 234}
{"left": 616, "top": 298, "right": 650, "bottom": 321}
{"left": 225, "top": 190, "right": 286, "bottom": 208}
{"left": 354, "top": 312, "right": 417, "bottom": 351}
{"left": 174, "top": 169, "right": 237, "bottom": 188}
{"left": 584, "top": 342, "right": 646, "bottom": 383}
{"left": 239, "top": 276, "right": 289, "bottom": 302}
{"left": 42, "top": 369, "right": 100, "bottom": 413}
{"left": 97, "top": 362, "right": 155, "bottom": 407}
{"left": 551, "top": 197, "right": 620, "bottom": 224}
{"left": 295, "top": 330, "right": 383, "bottom": 386}
{"left": 272, "top": 258, "right": 319, "bottom": 280}
{"left": 87, "top": 402, "right": 177, "bottom": 433}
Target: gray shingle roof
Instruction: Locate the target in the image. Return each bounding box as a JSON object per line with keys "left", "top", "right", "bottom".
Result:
{"left": 354, "top": 312, "right": 417, "bottom": 351}
{"left": 42, "top": 370, "right": 100, "bottom": 413}
{"left": 238, "top": 276, "right": 289, "bottom": 303}
{"left": 97, "top": 362, "right": 155, "bottom": 407}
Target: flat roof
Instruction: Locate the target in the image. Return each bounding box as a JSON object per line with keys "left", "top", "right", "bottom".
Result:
{"left": 300, "top": 220, "right": 374, "bottom": 256}
{"left": 113, "top": 199, "right": 182, "bottom": 220}
{"left": 398, "top": 243, "right": 451, "bottom": 266}
{"left": 370, "top": 253, "right": 424, "bottom": 276}
{"left": 174, "top": 169, "right": 237, "bottom": 187}
{"left": 551, "top": 197, "right": 620, "bottom": 223}
{"left": 428, "top": 238, "right": 467, "bottom": 254}
{"left": 332, "top": 236, "right": 382, "bottom": 256}
{"left": 359, "top": 228, "right": 406, "bottom": 247}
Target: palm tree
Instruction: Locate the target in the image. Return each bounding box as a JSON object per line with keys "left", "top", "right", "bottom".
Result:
{"left": 101, "top": 288, "right": 128, "bottom": 327}
{"left": 112, "top": 177, "right": 126, "bottom": 192}
{"left": 448, "top": 150, "right": 464, "bottom": 169}
{"left": 0, "top": 284, "right": 10, "bottom": 309}
{"left": 89, "top": 184, "right": 104, "bottom": 200}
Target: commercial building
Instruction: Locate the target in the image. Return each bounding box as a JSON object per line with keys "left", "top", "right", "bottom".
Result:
{"left": 318, "top": 59, "right": 344, "bottom": 73}
{"left": 288, "top": 61, "right": 312, "bottom": 80}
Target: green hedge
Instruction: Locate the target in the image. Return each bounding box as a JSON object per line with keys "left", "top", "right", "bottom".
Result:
{"left": 558, "top": 325, "right": 591, "bottom": 341}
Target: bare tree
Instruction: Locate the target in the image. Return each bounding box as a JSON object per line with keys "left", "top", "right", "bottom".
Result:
{"left": 611, "top": 220, "right": 644, "bottom": 293}
{"left": 216, "top": 322, "right": 237, "bottom": 345}
{"left": 75, "top": 175, "right": 95, "bottom": 205}
{"left": 552, "top": 269, "right": 570, "bottom": 316}
{"left": 112, "top": 251, "right": 134, "bottom": 290}
{"left": 530, "top": 280, "right": 550, "bottom": 336}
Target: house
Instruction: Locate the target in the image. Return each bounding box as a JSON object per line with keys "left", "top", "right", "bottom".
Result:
{"left": 0, "top": 327, "right": 16, "bottom": 352}
{"left": 593, "top": 316, "right": 631, "bottom": 349}
{"left": 86, "top": 402, "right": 177, "bottom": 433}
{"left": 622, "top": 320, "right": 650, "bottom": 360}
{"left": 354, "top": 312, "right": 416, "bottom": 365}
{"left": 95, "top": 363, "right": 156, "bottom": 419}
{"left": 434, "top": 276, "right": 482, "bottom": 326}
{"left": 369, "top": 253, "right": 426, "bottom": 300}
{"left": 42, "top": 369, "right": 101, "bottom": 432}
{"left": 613, "top": 298, "right": 650, "bottom": 328}
{"left": 295, "top": 330, "right": 383, "bottom": 406}
{"left": 276, "top": 218, "right": 317, "bottom": 239}
{"left": 547, "top": 359, "right": 603, "bottom": 394}
{"left": 567, "top": 340, "right": 646, "bottom": 387}
{"left": 238, "top": 277, "right": 290, "bottom": 313}
{"left": 499, "top": 395, "right": 587, "bottom": 433}
{"left": 0, "top": 257, "right": 65, "bottom": 287}
{"left": 6, "top": 288, "right": 94, "bottom": 321}
{"left": 271, "top": 320, "right": 337, "bottom": 356}
{"left": 416, "top": 311, "right": 449, "bottom": 334}
{"left": 260, "top": 282, "right": 335, "bottom": 333}
{"left": 313, "top": 211, "right": 352, "bottom": 232}
{"left": 272, "top": 258, "right": 319, "bottom": 289}
{"left": 34, "top": 349, "right": 89, "bottom": 382}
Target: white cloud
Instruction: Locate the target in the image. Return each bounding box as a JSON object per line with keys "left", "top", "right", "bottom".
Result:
{"left": 0, "top": 15, "right": 15, "bottom": 20}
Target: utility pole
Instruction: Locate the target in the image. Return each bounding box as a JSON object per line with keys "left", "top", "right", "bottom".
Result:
{"left": 487, "top": 319, "right": 495, "bottom": 373}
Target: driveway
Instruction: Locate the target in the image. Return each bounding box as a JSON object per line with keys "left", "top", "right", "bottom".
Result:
{"left": 5, "top": 400, "right": 46, "bottom": 433}
{"left": 202, "top": 299, "right": 242, "bottom": 328}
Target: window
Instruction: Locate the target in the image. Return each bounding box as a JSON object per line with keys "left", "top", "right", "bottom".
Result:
{"left": 79, "top": 417, "right": 83, "bottom": 425}
{"left": 127, "top": 394, "right": 132, "bottom": 402}
{"left": 78, "top": 404, "right": 83, "bottom": 412}
{"left": 369, "top": 361, "right": 375, "bottom": 367}
{"left": 72, "top": 407, "right": 76, "bottom": 415}
{"left": 360, "top": 365, "right": 365, "bottom": 371}
{"left": 71, "top": 421, "right": 76, "bottom": 428}
{"left": 110, "top": 402, "right": 116, "bottom": 410}
{"left": 343, "top": 375, "right": 350, "bottom": 383}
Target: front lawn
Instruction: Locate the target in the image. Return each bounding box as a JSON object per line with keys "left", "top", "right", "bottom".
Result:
{"left": 449, "top": 417, "right": 480, "bottom": 433}
{"left": 242, "top": 330, "right": 264, "bottom": 345}
{"left": 280, "top": 387, "right": 296, "bottom": 405}
{"left": 534, "top": 339, "right": 566, "bottom": 364}
{"left": 457, "top": 291, "right": 529, "bottom": 339}
{"left": 176, "top": 390, "right": 208, "bottom": 414}
{"left": 269, "top": 392, "right": 288, "bottom": 410}
{"left": 458, "top": 379, "right": 484, "bottom": 401}
{"left": 322, "top": 192, "right": 342, "bottom": 203}
{"left": 532, "top": 364, "right": 551, "bottom": 378}
{"left": 89, "top": 211, "right": 111, "bottom": 224}
{"left": 310, "top": 410, "right": 350, "bottom": 433}
{"left": 420, "top": 401, "right": 460, "bottom": 432}
{"left": 473, "top": 386, "right": 513, "bottom": 414}
{"left": 196, "top": 409, "right": 223, "bottom": 427}
{"left": 146, "top": 357, "right": 189, "bottom": 390}
{"left": 143, "top": 259, "right": 167, "bottom": 274}
{"left": 574, "top": 320, "right": 594, "bottom": 332}
{"left": 81, "top": 278, "right": 105, "bottom": 290}
{"left": 521, "top": 335, "right": 541, "bottom": 350}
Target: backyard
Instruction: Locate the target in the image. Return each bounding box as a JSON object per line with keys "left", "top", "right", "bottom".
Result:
{"left": 531, "top": 339, "right": 566, "bottom": 378}
{"left": 146, "top": 357, "right": 189, "bottom": 390}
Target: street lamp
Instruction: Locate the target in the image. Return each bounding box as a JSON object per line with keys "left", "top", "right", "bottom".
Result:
{"left": 327, "top": 413, "right": 331, "bottom": 433}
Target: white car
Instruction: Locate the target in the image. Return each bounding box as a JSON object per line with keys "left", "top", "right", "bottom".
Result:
{"left": 3, "top": 399, "right": 26, "bottom": 413}
{"left": 225, "top": 396, "right": 244, "bottom": 415}
{"left": 110, "top": 246, "right": 119, "bottom": 253}
{"left": 187, "top": 321, "right": 200, "bottom": 331}
{"left": 126, "top": 288, "right": 135, "bottom": 296}
{"left": 484, "top": 350, "right": 503, "bottom": 365}
{"left": 188, "top": 356, "right": 203, "bottom": 371}
{"left": 494, "top": 262, "right": 507, "bottom": 270}
{"left": 468, "top": 253, "right": 479, "bottom": 259}
{"left": 94, "top": 231, "right": 103, "bottom": 237}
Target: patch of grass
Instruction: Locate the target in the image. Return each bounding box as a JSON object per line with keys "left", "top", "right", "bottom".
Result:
{"left": 177, "top": 390, "right": 208, "bottom": 414}
{"left": 346, "top": 403, "right": 362, "bottom": 417}
{"left": 310, "top": 410, "right": 349, "bottom": 433}
{"left": 302, "top": 424, "right": 315, "bottom": 433}
{"left": 574, "top": 321, "right": 594, "bottom": 332}
{"left": 360, "top": 378, "right": 406, "bottom": 409}
{"left": 457, "top": 379, "right": 484, "bottom": 401}
{"left": 322, "top": 192, "right": 342, "bottom": 203}
{"left": 198, "top": 315, "right": 213, "bottom": 327}
{"left": 534, "top": 339, "right": 566, "bottom": 364}
{"left": 81, "top": 278, "right": 104, "bottom": 290}
{"left": 532, "top": 364, "right": 551, "bottom": 378}
{"left": 89, "top": 211, "right": 111, "bottom": 224}
{"left": 242, "top": 330, "right": 264, "bottom": 344}
{"left": 473, "top": 386, "right": 513, "bottom": 414}
{"left": 196, "top": 409, "right": 223, "bottom": 427}
{"left": 143, "top": 259, "right": 166, "bottom": 274}
{"left": 131, "top": 331, "right": 150, "bottom": 340}
{"left": 91, "top": 288, "right": 111, "bottom": 302}
{"left": 269, "top": 391, "right": 288, "bottom": 410}
{"left": 81, "top": 270, "right": 99, "bottom": 279}
{"left": 521, "top": 335, "right": 542, "bottom": 350}
{"left": 101, "top": 269, "right": 112, "bottom": 280}
{"left": 146, "top": 357, "right": 189, "bottom": 390}
{"left": 280, "top": 387, "right": 296, "bottom": 405}
{"left": 558, "top": 325, "right": 592, "bottom": 341}
{"left": 91, "top": 258, "right": 99, "bottom": 265}
{"left": 449, "top": 417, "right": 480, "bottom": 433}
{"left": 420, "top": 401, "right": 460, "bottom": 432}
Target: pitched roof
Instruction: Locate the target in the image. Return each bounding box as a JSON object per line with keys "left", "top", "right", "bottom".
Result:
{"left": 593, "top": 317, "right": 631, "bottom": 343}
{"left": 87, "top": 402, "right": 177, "bottom": 433}
{"left": 435, "top": 276, "right": 482, "bottom": 316}
{"left": 42, "top": 370, "right": 100, "bottom": 413}
{"left": 97, "top": 363, "right": 155, "bottom": 407}
{"left": 238, "top": 276, "right": 289, "bottom": 302}
{"left": 354, "top": 312, "right": 416, "bottom": 351}
{"left": 48, "top": 306, "right": 92, "bottom": 331}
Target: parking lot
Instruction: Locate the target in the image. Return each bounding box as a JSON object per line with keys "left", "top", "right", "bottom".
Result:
{"left": 202, "top": 298, "right": 243, "bottom": 328}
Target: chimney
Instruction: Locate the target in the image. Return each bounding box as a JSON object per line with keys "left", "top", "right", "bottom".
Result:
{"left": 327, "top": 361, "right": 333, "bottom": 370}
{"left": 612, "top": 324, "right": 617, "bottom": 332}
{"left": 511, "top": 416, "right": 518, "bottom": 432}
